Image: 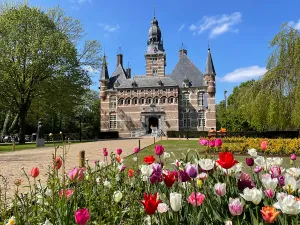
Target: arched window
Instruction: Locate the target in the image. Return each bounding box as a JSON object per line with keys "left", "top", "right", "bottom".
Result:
{"left": 169, "top": 96, "right": 174, "bottom": 104}
{"left": 140, "top": 98, "right": 145, "bottom": 105}
{"left": 153, "top": 97, "right": 159, "bottom": 104}
{"left": 182, "top": 93, "right": 189, "bottom": 107}
{"left": 147, "top": 97, "right": 152, "bottom": 104}
{"left": 132, "top": 98, "right": 138, "bottom": 105}
{"left": 118, "top": 98, "right": 124, "bottom": 105}
{"left": 160, "top": 97, "right": 166, "bottom": 104}
{"left": 125, "top": 98, "right": 131, "bottom": 105}
{"left": 198, "top": 92, "right": 204, "bottom": 106}
{"left": 109, "top": 96, "right": 117, "bottom": 109}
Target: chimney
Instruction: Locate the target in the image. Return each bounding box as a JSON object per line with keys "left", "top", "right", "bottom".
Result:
{"left": 126, "top": 68, "right": 131, "bottom": 78}
{"left": 179, "top": 49, "right": 187, "bottom": 58}
{"left": 117, "top": 54, "right": 123, "bottom": 66}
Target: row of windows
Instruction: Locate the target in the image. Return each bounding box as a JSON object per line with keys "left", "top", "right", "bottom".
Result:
{"left": 118, "top": 97, "right": 176, "bottom": 106}
{"left": 181, "top": 92, "right": 204, "bottom": 107}
{"left": 120, "top": 88, "right": 174, "bottom": 93}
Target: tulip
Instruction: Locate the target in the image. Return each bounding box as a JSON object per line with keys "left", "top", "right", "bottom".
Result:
{"left": 248, "top": 148, "right": 258, "bottom": 157}
{"left": 116, "top": 148, "right": 122, "bottom": 155}
{"left": 187, "top": 192, "right": 205, "bottom": 206}
{"left": 214, "top": 183, "right": 226, "bottom": 196}
{"left": 237, "top": 173, "right": 255, "bottom": 191}
{"left": 265, "top": 189, "right": 275, "bottom": 198}
{"left": 102, "top": 148, "right": 107, "bottom": 153}
{"left": 128, "top": 169, "right": 135, "bottom": 178}
{"left": 155, "top": 145, "right": 164, "bottom": 156}
{"left": 261, "top": 176, "right": 278, "bottom": 190}
{"left": 59, "top": 189, "right": 74, "bottom": 199}
{"left": 228, "top": 198, "right": 243, "bottom": 216}
{"left": 273, "top": 194, "right": 300, "bottom": 215}
{"left": 278, "top": 175, "right": 285, "bottom": 187}
{"left": 143, "top": 155, "right": 156, "bottom": 165}
{"left": 163, "top": 172, "right": 177, "bottom": 188}
{"left": 185, "top": 163, "right": 198, "bottom": 178}
{"left": 270, "top": 166, "right": 281, "bottom": 178}
{"left": 245, "top": 158, "right": 254, "bottom": 167}
{"left": 157, "top": 203, "right": 169, "bottom": 213}
{"left": 178, "top": 170, "right": 191, "bottom": 182}
{"left": 139, "top": 193, "right": 162, "bottom": 215}
{"left": 43, "top": 219, "right": 53, "bottom": 225}
{"left": 6, "top": 216, "right": 16, "bottom": 225}
{"left": 103, "top": 180, "right": 112, "bottom": 188}
{"left": 199, "top": 138, "right": 208, "bottom": 146}
{"left": 216, "top": 152, "right": 238, "bottom": 169}
{"left": 208, "top": 140, "right": 215, "bottom": 147}
{"left": 170, "top": 192, "right": 182, "bottom": 212}
{"left": 68, "top": 167, "right": 85, "bottom": 182}
{"left": 225, "top": 221, "right": 233, "bottom": 225}
{"left": 197, "top": 158, "right": 215, "bottom": 171}
{"left": 198, "top": 172, "right": 208, "bottom": 180}
{"left": 240, "top": 187, "right": 263, "bottom": 205}
{"left": 134, "top": 147, "right": 140, "bottom": 153}
{"left": 103, "top": 151, "right": 108, "bottom": 157}
{"left": 150, "top": 163, "right": 162, "bottom": 184}
{"left": 215, "top": 138, "right": 222, "bottom": 147}
{"left": 74, "top": 208, "right": 90, "bottom": 225}
{"left": 31, "top": 167, "right": 40, "bottom": 178}
{"left": 260, "top": 140, "right": 268, "bottom": 151}
{"left": 254, "top": 166, "right": 262, "bottom": 173}
{"left": 113, "top": 191, "right": 123, "bottom": 203}
{"left": 260, "top": 206, "right": 280, "bottom": 223}
{"left": 291, "top": 153, "right": 297, "bottom": 161}
{"left": 54, "top": 157, "right": 63, "bottom": 170}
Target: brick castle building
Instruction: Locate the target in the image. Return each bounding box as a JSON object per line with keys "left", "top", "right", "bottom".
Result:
{"left": 99, "top": 15, "right": 216, "bottom": 137}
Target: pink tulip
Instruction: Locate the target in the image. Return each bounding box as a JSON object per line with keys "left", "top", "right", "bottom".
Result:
{"left": 215, "top": 138, "right": 222, "bottom": 147}
{"left": 74, "top": 208, "right": 90, "bottom": 225}
{"left": 68, "top": 167, "right": 85, "bottom": 182}
{"left": 102, "top": 148, "right": 107, "bottom": 153}
{"left": 116, "top": 148, "right": 122, "bottom": 155}
{"left": 228, "top": 198, "right": 243, "bottom": 216}
{"left": 155, "top": 145, "right": 164, "bottom": 156}
{"left": 199, "top": 138, "right": 208, "bottom": 146}
{"left": 187, "top": 192, "right": 205, "bottom": 206}
{"left": 103, "top": 151, "right": 108, "bottom": 157}
{"left": 270, "top": 166, "right": 281, "bottom": 178}
{"left": 59, "top": 189, "right": 74, "bottom": 199}
{"left": 260, "top": 140, "right": 268, "bottom": 151}
{"left": 30, "top": 167, "right": 40, "bottom": 178}
{"left": 214, "top": 183, "right": 226, "bottom": 196}
{"left": 254, "top": 166, "right": 262, "bottom": 173}
{"left": 265, "top": 189, "right": 275, "bottom": 198}
{"left": 134, "top": 147, "right": 140, "bottom": 153}
{"left": 291, "top": 153, "right": 297, "bottom": 161}
{"left": 208, "top": 140, "right": 215, "bottom": 147}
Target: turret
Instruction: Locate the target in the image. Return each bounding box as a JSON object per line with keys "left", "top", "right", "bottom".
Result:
{"left": 204, "top": 47, "right": 216, "bottom": 97}
{"left": 100, "top": 54, "right": 109, "bottom": 99}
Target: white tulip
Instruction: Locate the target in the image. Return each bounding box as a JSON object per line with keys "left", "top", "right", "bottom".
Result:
{"left": 132, "top": 157, "right": 138, "bottom": 161}
{"left": 113, "top": 191, "right": 123, "bottom": 203}
{"left": 197, "top": 158, "right": 215, "bottom": 171}
{"left": 163, "top": 152, "right": 170, "bottom": 159}
{"left": 287, "top": 168, "right": 300, "bottom": 178}
{"left": 43, "top": 219, "right": 53, "bottom": 225}
{"left": 103, "top": 180, "right": 112, "bottom": 188}
{"left": 225, "top": 221, "right": 233, "bottom": 225}
{"left": 170, "top": 192, "right": 182, "bottom": 212}
{"left": 284, "top": 174, "right": 298, "bottom": 194}
{"left": 140, "top": 165, "right": 153, "bottom": 177}
{"left": 6, "top": 216, "right": 15, "bottom": 225}
{"left": 273, "top": 195, "right": 300, "bottom": 215}
{"left": 254, "top": 156, "right": 266, "bottom": 168}
{"left": 261, "top": 176, "right": 278, "bottom": 190}
{"left": 157, "top": 203, "right": 169, "bottom": 213}
{"left": 247, "top": 148, "right": 258, "bottom": 157}
{"left": 240, "top": 187, "right": 263, "bottom": 205}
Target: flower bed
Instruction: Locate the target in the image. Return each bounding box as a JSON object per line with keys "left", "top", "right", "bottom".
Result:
{"left": 1, "top": 140, "right": 300, "bottom": 224}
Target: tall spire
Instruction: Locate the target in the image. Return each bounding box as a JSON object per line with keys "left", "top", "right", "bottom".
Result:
{"left": 100, "top": 54, "right": 109, "bottom": 80}
{"left": 205, "top": 47, "right": 216, "bottom": 76}
{"left": 154, "top": 5, "right": 156, "bottom": 18}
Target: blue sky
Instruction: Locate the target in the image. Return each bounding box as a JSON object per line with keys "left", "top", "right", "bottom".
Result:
{"left": 29, "top": 0, "right": 300, "bottom": 103}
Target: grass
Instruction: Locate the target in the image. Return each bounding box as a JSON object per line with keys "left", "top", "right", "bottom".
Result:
{"left": 123, "top": 140, "right": 292, "bottom": 170}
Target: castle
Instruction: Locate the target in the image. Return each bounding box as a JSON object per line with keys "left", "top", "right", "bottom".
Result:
{"left": 99, "top": 14, "right": 216, "bottom": 137}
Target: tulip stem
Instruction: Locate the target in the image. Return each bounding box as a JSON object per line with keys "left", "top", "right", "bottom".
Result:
{"left": 193, "top": 179, "right": 197, "bottom": 206}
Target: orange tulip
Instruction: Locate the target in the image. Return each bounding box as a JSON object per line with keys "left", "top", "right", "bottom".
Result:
{"left": 260, "top": 206, "right": 280, "bottom": 223}
{"left": 30, "top": 167, "right": 40, "bottom": 178}
{"left": 128, "top": 169, "right": 135, "bottom": 178}
{"left": 116, "top": 156, "right": 122, "bottom": 163}
{"left": 260, "top": 140, "right": 268, "bottom": 151}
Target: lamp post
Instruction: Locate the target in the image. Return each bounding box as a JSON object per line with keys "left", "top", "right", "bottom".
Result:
{"left": 186, "top": 108, "right": 190, "bottom": 140}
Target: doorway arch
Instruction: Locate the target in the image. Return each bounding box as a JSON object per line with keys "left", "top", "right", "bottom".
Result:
{"left": 148, "top": 117, "right": 159, "bottom": 133}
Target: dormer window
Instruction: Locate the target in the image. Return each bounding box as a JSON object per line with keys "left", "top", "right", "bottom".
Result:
{"left": 114, "top": 82, "right": 120, "bottom": 88}
{"left": 132, "top": 81, "right": 138, "bottom": 87}
{"left": 183, "top": 78, "right": 190, "bottom": 88}
{"left": 158, "top": 80, "right": 163, "bottom": 86}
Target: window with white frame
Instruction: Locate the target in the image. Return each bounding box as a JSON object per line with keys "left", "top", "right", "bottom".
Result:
{"left": 198, "top": 92, "right": 204, "bottom": 106}
{"left": 109, "top": 96, "right": 117, "bottom": 109}
{"left": 140, "top": 98, "right": 145, "bottom": 104}
{"left": 147, "top": 98, "right": 152, "bottom": 104}
{"left": 109, "top": 114, "right": 117, "bottom": 129}
{"left": 119, "top": 99, "right": 124, "bottom": 105}
{"left": 198, "top": 111, "right": 205, "bottom": 127}
{"left": 169, "top": 97, "right": 174, "bottom": 104}
{"left": 182, "top": 93, "right": 189, "bottom": 107}
{"left": 153, "top": 97, "right": 159, "bottom": 104}
{"left": 161, "top": 97, "right": 166, "bottom": 104}
{"left": 125, "top": 98, "right": 130, "bottom": 105}
{"left": 183, "top": 113, "right": 190, "bottom": 128}
{"left": 132, "top": 98, "right": 138, "bottom": 105}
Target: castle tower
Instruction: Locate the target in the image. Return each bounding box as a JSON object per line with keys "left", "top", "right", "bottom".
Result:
{"left": 99, "top": 54, "right": 109, "bottom": 100}
{"left": 204, "top": 47, "right": 216, "bottom": 130}
{"left": 145, "top": 13, "right": 166, "bottom": 77}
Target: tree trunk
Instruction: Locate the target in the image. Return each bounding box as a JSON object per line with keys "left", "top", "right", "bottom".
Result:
{"left": 1, "top": 111, "right": 11, "bottom": 136}
{"left": 18, "top": 106, "right": 27, "bottom": 144}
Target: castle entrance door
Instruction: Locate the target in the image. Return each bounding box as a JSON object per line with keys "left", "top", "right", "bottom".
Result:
{"left": 148, "top": 117, "right": 159, "bottom": 134}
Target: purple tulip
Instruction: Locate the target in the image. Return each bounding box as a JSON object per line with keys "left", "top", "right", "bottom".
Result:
{"left": 237, "top": 173, "right": 255, "bottom": 191}
{"left": 291, "top": 153, "right": 297, "bottom": 161}
{"left": 199, "top": 138, "right": 208, "bottom": 146}
{"left": 155, "top": 145, "right": 164, "bottom": 156}
{"left": 134, "top": 147, "right": 140, "bottom": 154}
{"left": 150, "top": 163, "right": 162, "bottom": 184}
{"left": 208, "top": 140, "right": 215, "bottom": 147}
{"left": 245, "top": 158, "right": 254, "bottom": 167}
{"left": 215, "top": 138, "right": 223, "bottom": 148}
{"left": 278, "top": 175, "right": 285, "bottom": 187}
{"left": 120, "top": 164, "right": 126, "bottom": 172}
{"left": 270, "top": 166, "right": 281, "bottom": 178}
{"left": 178, "top": 170, "right": 191, "bottom": 182}
{"left": 254, "top": 166, "right": 262, "bottom": 173}
{"left": 185, "top": 164, "right": 198, "bottom": 179}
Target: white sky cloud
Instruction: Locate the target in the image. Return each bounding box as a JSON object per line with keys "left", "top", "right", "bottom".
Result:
{"left": 99, "top": 23, "right": 120, "bottom": 32}
{"left": 288, "top": 19, "right": 300, "bottom": 30}
{"left": 190, "top": 12, "right": 242, "bottom": 38}
{"left": 178, "top": 24, "right": 185, "bottom": 32}
{"left": 221, "top": 66, "right": 267, "bottom": 82}
{"left": 83, "top": 65, "right": 99, "bottom": 74}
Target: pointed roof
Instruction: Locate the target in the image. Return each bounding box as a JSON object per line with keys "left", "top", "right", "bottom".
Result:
{"left": 108, "top": 64, "right": 127, "bottom": 89}
{"left": 205, "top": 48, "right": 216, "bottom": 75}
{"left": 100, "top": 55, "right": 109, "bottom": 80}
{"left": 169, "top": 54, "right": 205, "bottom": 87}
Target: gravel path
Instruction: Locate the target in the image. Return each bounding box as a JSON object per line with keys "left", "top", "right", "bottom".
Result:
{"left": 0, "top": 137, "right": 154, "bottom": 197}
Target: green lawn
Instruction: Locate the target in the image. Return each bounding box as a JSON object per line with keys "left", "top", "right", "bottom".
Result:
{"left": 123, "top": 140, "right": 292, "bottom": 170}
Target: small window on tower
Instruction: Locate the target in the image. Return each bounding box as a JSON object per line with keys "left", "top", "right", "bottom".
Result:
{"left": 152, "top": 57, "right": 157, "bottom": 64}
{"left": 153, "top": 68, "right": 158, "bottom": 76}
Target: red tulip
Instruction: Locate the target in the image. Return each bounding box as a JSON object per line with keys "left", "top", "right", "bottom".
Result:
{"left": 155, "top": 145, "right": 164, "bottom": 156}
{"left": 216, "top": 152, "right": 238, "bottom": 169}
{"left": 163, "top": 172, "right": 177, "bottom": 188}
{"left": 30, "top": 167, "right": 40, "bottom": 178}
{"left": 53, "top": 157, "right": 63, "bottom": 170}
{"left": 102, "top": 148, "right": 107, "bottom": 153}
{"left": 215, "top": 138, "right": 223, "bottom": 147}
{"left": 116, "top": 148, "right": 122, "bottom": 155}
{"left": 143, "top": 155, "right": 155, "bottom": 165}
{"left": 74, "top": 208, "right": 90, "bottom": 225}
{"left": 103, "top": 151, "right": 108, "bottom": 157}
{"left": 139, "top": 193, "right": 162, "bottom": 215}
{"left": 261, "top": 140, "right": 268, "bottom": 151}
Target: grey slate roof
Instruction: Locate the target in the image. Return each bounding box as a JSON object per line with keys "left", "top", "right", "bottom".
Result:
{"left": 117, "top": 76, "right": 177, "bottom": 89}
{"left": 169, "top": 53, "right": 206, "bottom": 87}
{"left": 108, "top": 64, "right": 127, "bottom": 89}
{"left": 205, "top": 48, "right": 216, "bottom": 75}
